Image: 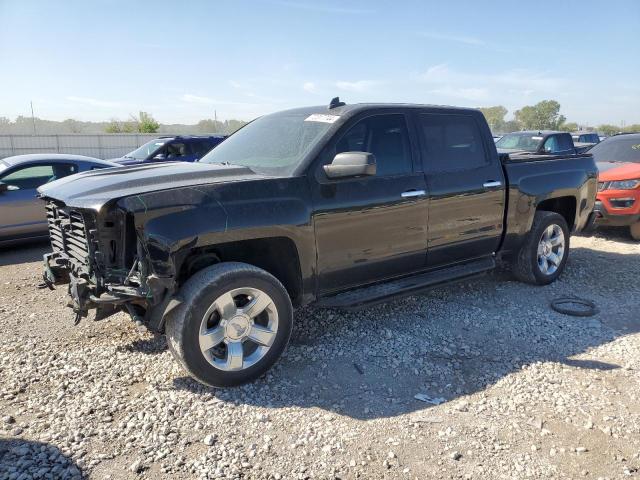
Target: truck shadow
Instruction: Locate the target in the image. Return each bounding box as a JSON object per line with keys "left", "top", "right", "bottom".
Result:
{"left": 172, "top": 245, "right": 639, "bottom": 420}
{"left": 0, "top": 242, "right": 49, "bottom": 267}
{"left": 0, "top": 437, "right": 83, "bottom": 479}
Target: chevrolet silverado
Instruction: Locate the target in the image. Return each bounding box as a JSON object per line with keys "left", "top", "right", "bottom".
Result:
{"left": 38, "top": 99, "right": 598, "bottom": 387}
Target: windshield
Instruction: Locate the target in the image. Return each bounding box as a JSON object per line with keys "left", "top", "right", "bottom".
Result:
{"left": 589, "top": 136, "right": 640, "bottom": 163}
{"left": 495, "top": 133, "right": 543, "bottom": 152}
{"left": 200, "top": 110, "right": 335, "bottom": 175}
{"left": 125, "top": 139, "right": 168, "bottom": 160}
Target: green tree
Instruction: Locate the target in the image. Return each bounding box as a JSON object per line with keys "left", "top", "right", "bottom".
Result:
{"left": 514, "top": 100, "right": 566, "bottom": 130}
{"left": 62, "top": 118, "right": 82, "bottom": 133}
{"left": 503, "top": 119, "right": 522, "bottom": 133}
{"left": 478, "top": 106, "right": 508, "bottom": 133}
{"left": 132, "top": 111, "right": 160, "bottom": 133}
{"left": 624, "top": 124, "right": 640, "bottom": 133}
{"left": 105, "top": 119, "right": 135, "bottom": 133}
{"left": 559, "top": 121, "right": 578, "bottom": 132}
{"left": 597, "top": 124, "right": 620, "bottom": 136}
{"left": 197, "top": 119, "right": 225, "bottom": 133}
{"left": 224, "top": 119, "right": 247, "bottom": 134}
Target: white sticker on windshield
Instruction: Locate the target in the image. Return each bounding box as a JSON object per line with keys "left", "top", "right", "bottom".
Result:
{"left": 532, "top": 136, "right": 544, "bottom": 140}
{"left": 305, "top": 114, "right": 340, "bottom": 124}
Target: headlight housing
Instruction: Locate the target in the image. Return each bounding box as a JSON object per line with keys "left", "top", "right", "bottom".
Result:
{"left": 607, "top": 179, "right": 640, "bottom": 190}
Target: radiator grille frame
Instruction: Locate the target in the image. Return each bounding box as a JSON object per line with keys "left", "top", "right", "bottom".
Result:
{"left": 45, "top": 200, "right": 91, "bottom": 267}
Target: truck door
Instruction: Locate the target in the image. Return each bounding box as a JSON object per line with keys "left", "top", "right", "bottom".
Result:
{"left": 416, "top": 112, "right": 505, "bottom": 266}
{"left": 311, "top": 112, "right": 429, "bottom": 294}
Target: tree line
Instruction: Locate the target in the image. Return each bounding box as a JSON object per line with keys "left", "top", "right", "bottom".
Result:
{"left": 0, "top": 112, "right": 247, "bottom": 136}
{"left": 478, "top": 101, "right": 639, "bottom": 136}
{"left": 1, "top": 104, "right": 637, "bottom": 136}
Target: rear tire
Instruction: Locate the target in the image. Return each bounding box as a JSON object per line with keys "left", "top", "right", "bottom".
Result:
{"left": 630, "top": 222, "right": 640, "bottom": 240}
{"left": 512, "top": 211, "right": 570, "bottom": 285}
{"left": 165, "top": 262, "right": 293, "bottom": 387}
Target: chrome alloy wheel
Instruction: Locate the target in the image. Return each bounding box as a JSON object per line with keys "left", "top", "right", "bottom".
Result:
{"left": 198, "top": 287, "right": 278, "bottom": 371}
{"left": 537, "top": 224, "right": 565, "bottom": 275}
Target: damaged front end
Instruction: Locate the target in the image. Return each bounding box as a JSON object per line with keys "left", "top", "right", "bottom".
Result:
{"left": 41, "top": 199, "right": 173, "bottom": 328}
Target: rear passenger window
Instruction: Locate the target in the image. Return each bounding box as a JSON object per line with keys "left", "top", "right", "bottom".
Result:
{"left": 418, "top": 114, "right": 487, "bottom": 172}
{"left": 335, "top": 114, "right": 412, "bottom": 176}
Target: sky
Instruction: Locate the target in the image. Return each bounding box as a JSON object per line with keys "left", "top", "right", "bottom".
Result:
{"left": 1, "top": 0, "right": 639, "bottom": 126}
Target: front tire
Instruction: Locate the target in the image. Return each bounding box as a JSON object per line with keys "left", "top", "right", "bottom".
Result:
{"left": 166, "top": 262, "right": 293, "bottom": 387}
{"left": 630, "top": 222, "right": 640, "bottom": 240}
{"left": 512, "top": 211, "right": 570, "bottom": 285}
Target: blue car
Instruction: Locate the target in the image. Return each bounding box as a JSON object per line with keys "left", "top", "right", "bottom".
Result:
{"left": 110, "top": 135, "right": 226, "bottom": 166}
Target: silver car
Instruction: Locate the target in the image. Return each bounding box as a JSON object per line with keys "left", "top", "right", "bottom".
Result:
{"left": 0, "top": 154, "right": 119, "bottom": 246}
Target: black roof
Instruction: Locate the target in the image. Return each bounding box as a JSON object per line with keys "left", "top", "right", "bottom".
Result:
{"left": 276, "top": 102, "right": 480, "bottom": 121}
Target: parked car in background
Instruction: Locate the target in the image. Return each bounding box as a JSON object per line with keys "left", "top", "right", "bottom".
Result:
{"left": 110, "top": 135, "right": 226, "bottom": 166}
{"left": 571, "top": 131, "right": 600, "bottom": 152}
{"left": 0, "top": 154, "right": 119, "bottom": 246}
{"left": 590, "top": 133, "right": 640, "bottom": 239}
{"left": 39, "top": 100, "right": 597, "bottom": 387}
{"left": 496, "top": 131, "right": 580, "bottom": 155}
{"left": 572, "top": 131, "right": 600, "bottom": 146}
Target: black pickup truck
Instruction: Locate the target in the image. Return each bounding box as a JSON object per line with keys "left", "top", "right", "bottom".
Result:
{"left": 39, "top": 99, "right": 597, "bottom": 387}
{"left": 496, "top": 130, "right": 584, "bottom": 155}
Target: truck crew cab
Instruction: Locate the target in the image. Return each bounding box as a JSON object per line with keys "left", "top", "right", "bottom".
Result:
{"left": 39, "top": 99, "right": 598, "bottom": 387}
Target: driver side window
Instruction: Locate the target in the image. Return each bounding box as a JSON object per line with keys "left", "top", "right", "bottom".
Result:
{"left": 335, "top": 114, "right": 412, "bottom": 176}
{"left": 0, "top": 163, "right": 77, "bottom": 190}
{"left": 165, "top": 142, "right": 188, "bottom": 159}
{"left": 543, "top": 136, "right": 559, "bottom": 153}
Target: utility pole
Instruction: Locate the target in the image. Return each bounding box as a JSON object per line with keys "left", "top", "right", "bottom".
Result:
{"left": 30, "top": 101, "right": 37, "bottom": 135}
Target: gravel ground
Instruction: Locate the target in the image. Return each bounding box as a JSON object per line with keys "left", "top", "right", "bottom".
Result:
{"left": 0, "top": 229, "right": 639, "bottom": 480}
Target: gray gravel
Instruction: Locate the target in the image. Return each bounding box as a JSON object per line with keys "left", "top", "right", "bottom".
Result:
{"left": 0, "top": 229, "right": 639, "bottom": 479}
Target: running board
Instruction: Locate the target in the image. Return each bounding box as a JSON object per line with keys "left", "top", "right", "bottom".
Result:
{"left": 316, "top": 256, "right": 495, "bottom": 310}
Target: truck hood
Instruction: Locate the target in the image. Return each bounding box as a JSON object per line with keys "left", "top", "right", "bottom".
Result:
{"left": 596, "top": 161, "right": 640, "bottom": 181}
{"left": 38, "top": 162, "right": 260, "bottom": 211}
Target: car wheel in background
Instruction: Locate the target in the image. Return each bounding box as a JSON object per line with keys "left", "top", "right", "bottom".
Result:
{"left": 512, "top": 211, "right": 570, "bottom": 285}
{"left": 630, "top": 222, "right": 640, "bottom": 241}
{"left": 165, "top": 262, "right": 293, "bottom": 387}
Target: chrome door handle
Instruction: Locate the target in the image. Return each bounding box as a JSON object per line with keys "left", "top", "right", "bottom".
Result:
{"left": 401, "top": 189, "right": 426, "bottom": 198}
{"left": 483, "top": 181, "right": 502, "bottom": 188}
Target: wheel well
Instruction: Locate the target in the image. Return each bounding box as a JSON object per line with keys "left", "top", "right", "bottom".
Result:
{"left": 537, "top": 196, "right": 576, "bottom": 230}
{"left": 177, "top": 237, "right": 303, "bottom": 307}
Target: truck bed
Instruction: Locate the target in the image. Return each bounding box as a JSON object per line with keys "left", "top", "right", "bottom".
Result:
{"left": 500, "top": 152, "right": 594, "bottom": 164}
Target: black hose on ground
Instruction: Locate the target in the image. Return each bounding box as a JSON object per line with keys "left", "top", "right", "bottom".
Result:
{"left": 550, "top": 297, "right": 598, "bottom": 317}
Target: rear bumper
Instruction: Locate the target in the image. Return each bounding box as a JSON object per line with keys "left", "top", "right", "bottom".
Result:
{"left": 593, "top": 201, "right": 640, "bottom": 227}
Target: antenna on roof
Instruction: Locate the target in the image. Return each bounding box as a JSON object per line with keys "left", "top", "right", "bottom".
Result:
{"left": 328, "top": 97, "right": 345, "bottom": 109}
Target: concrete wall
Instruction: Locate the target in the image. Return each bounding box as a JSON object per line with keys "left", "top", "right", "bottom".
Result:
{"left": 0, "top": 134, "right": 167, "bottom": 160}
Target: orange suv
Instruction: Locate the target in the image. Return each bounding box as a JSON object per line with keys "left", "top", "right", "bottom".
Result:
{"left": 591, "top": 133, "right": 640, "bottom": 239}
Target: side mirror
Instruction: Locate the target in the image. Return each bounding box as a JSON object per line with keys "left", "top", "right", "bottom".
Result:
{"left": 323, "top": 152, "right": 376, "bottom": 179}
{"left": 152, "top": 153, "right": 167, "bottom": 162}
{"left": 0, "top": 182, "right": 7, "bottom": 193}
